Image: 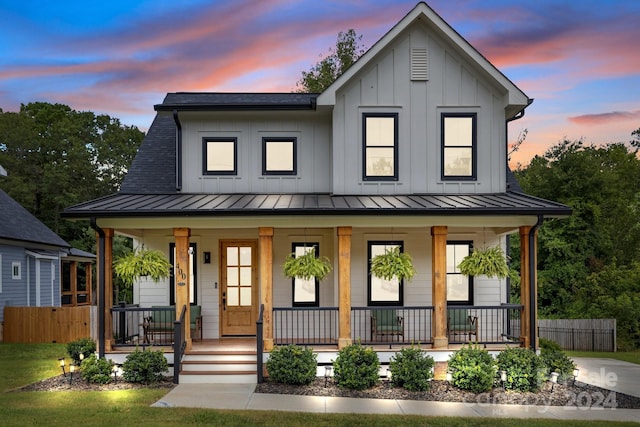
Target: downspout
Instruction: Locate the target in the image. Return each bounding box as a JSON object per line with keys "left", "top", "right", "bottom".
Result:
{"left": 172, "top": 110, "right": 182, "bottom": 192}
{"left": 90, "top": 218, "right": 106, "bottom": 358}
{"left": 529, "top": 214, "right": 544, "bottom": 351}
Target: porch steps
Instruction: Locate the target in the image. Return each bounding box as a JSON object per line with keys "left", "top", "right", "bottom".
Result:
{"left": 179, "top": 350, "right": 257, "bottom": 384}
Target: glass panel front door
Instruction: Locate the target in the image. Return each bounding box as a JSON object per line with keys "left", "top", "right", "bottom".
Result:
{"left": 220, "top": 240, "right": 257, "bottom": 335}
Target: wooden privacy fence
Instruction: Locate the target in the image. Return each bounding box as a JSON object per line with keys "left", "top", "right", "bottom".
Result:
{"left": 537, "top": 319, "right": 616, "bottom": 352}
{"left": 3, "top": 306, "right": 91, "bottom": 343}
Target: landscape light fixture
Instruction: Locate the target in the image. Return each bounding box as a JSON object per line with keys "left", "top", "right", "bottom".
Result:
{"left": 550, "top": 372, "right": 559, "bottom": 391}
{"left": 500, "top": 370, "right": 507, "bottom": 389}
{"left": 58, "top": 358, "right": 67, "bottom": 377}
{"left": 572, "top": 368, "right": 579, "bottom": 385}
{"left": 69, "top": 364, "right": 75, "bottom": 385}
{"left": 445, "top": 371, "right": 452, "bottom": 391}
{"left": 324, "top": 366, "right": 332, "bottom": 387}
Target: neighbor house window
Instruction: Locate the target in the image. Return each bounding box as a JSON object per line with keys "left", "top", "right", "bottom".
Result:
{"left": 203, "top": 137, "right": 237, "bottom": 175}
{"left": 363, "top": 113, "right": 398, "bottom": 180}
{"left": 263, "top": 138, "right": 296, "bottom": 175}
{"left": 447, "top": 242, "right": 473, "bottom": 305}
{"left": 170, "top": 243, "right": 197, "bottom": 305}
{"left": 291, "top": 243, "right": 320, "bottom": 307}
{"left": 12, "top": 261, "right": 21, "bottom": 280}
{"left": 442, "top": 113, "right": 476, "bottom": 179}
{"left": 368, "top": 241, "right": 404, "bottom": 306}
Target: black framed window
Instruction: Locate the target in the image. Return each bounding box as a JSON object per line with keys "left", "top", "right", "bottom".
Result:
{"left": 367, "top": 241, "right": 404, "bottom": 306}
{"left": 291, "top": 242, "right": 320, "bottom": 307}
{"left": 202, "top": 137, "right": 237, "bottom": 175}
{"left": 441, "top": 113, "right": 477, "bottom": 180}
{"left": 263, "top": 137, "right": 297, "bottom": 175}
{"left": 446, "top": 241, "right": 473, "bottom": 305}
{"left": 169, "top": 243, "right": 197, "bottom": 306}
{"left": 363, "top": 113, "right": 398, "bottom": 181}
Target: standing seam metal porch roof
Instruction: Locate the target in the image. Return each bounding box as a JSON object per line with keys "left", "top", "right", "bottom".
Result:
{"left": 63, "top": 191, "right": 571, "bottom": 219}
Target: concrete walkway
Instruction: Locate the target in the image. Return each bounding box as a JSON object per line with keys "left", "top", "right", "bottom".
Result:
{"left": 153, "top": 358, "right": 640, "bottom": 422}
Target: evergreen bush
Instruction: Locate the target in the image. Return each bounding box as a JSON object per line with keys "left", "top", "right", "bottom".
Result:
{"left": 80, "top": 354, "right": 114, "bottom": 384}
{"left": 333, "top": 343, "right": 380, "bottom": 390}
{"left": 266, "top": 345, "right": 318, "bottom": 385}
{"left": 66, "top": 337, "right": 96, "bottom": 364}
{"left": 122, "top": 348, "right": 168, "bottom": 384}
{"left": 496, "top": 346, "right": 545, "bottom": 392}
{"left": 389, "top": 346, "right": 434, "bottom": 391}
{"left": 447, "top": 344, "right": 495, "bottom": 393}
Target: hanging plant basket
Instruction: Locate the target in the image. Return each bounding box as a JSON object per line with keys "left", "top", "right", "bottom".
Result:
{"left": 370, "top": 246, "right": 416, "bottom": 282}
{"left": 114, "top": 247, "right": 172, "bottom": 286}
{"left": 457, "top": 245, "right": 509, "bottom": 278}
{"left": 282, "top": 247, "right": 332, "bottom": 281}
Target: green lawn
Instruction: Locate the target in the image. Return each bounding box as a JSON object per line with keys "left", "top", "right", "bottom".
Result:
{"left": 566, "top": 350, "right": 640, "bottom": 365}
{"left": 0, "top": 343, "right": 637, "bottom": 426}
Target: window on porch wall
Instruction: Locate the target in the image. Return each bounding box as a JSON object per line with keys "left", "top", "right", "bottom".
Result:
{"left": 291, "top": 242, "right": 320, "bottom": 307}
{"left": 367, "top": 241, "right": 404, "bottom": 306}
{"left": 169, "top": 243, "right": 197, "bottom": 305}
{"left": 446, "top": 241, "right": 474, "bottom": 305}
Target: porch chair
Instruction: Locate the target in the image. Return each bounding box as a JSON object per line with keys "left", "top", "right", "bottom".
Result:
{"left": 447, "top": 309, "right": 478, "bottom": 342}
{"left": 370, "top": 309, "right": 404, "bottom": 341}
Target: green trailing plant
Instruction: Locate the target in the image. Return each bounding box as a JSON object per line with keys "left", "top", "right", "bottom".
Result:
{"left": 266, "top": 344, "right": 318, "bottom": 385}
{"left": 389, "top": 346, "right": 434, "bottom": 391}
{"left": 80, "top": 354, "right": 114, "bottom": 384}
{"left": 122, "top": 348, "right": 168, "bottom": 384}
{"left": 447, "top": 344, "right": 495, "bottom": 393}
{"left": 114, "top": 246, "right": 172, "bottom": 286}
{"left": 333, "top": 342, "right": 380, "bottom": 390}
{"left": 282, "top": 246, "right": 332, "bottom": 281}
{"left": 457, "top": 245, "right": 509, "bottom": 278}
{"left": 66, "top": 337, "right": 96, "bottom": 364}
{"left": 496, "top": 346, "right": 546, "bottom": 392}
{"left": 370, "top": 246, "right": 416, "bottom": 282}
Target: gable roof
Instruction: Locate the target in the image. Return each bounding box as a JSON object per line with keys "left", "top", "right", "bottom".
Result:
{"left": 0, "top": 189, "right": 69, "bottom": 248}
{"left": 316, "top": 2, "right": 530, "bottom": 118}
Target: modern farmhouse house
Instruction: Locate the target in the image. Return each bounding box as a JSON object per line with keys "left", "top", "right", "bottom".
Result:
{"left": 64, "top": 2, "right": 569, "bottom": 382}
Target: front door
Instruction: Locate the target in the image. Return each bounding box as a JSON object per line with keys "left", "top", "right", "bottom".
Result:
{"left": 220, "top": 240, "right": 258, "bottom": 336}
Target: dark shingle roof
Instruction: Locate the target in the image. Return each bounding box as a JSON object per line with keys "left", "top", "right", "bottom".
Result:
{"left": 155, "top": 93, "right": 318, "bottom": 111}
{"left": 120, "top": 114, "right": 177, "bottom": 194}
{"left": 63, "top": 192, "right": 571, "bottom": 219}
{"left": 0, "top": 189, "right": 69, "bottom": 248}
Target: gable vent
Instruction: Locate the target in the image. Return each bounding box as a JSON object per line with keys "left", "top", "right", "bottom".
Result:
{"left": 411, "top": 48, "right": 428, "bottom": 81}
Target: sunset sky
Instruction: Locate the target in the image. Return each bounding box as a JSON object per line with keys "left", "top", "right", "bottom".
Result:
{"left": 1, "top": 0, "right": 638, "bottom": 166}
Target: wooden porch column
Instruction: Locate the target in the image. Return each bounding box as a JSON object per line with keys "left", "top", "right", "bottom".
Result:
{"left": 174, "top": 228, "right": 192, "bottom": 350}
{"left": 259, "top": 227, "right": 274, "bottom": 351}
{"left": 431, "top": 226, "right": 448, "bottom": 349}
{"left": 519, "top": 226, "right": 531, "bottom": 348}
{"left": 337, "top": 226, "right": 352, "bottom": 348}
{"left": 103, "top": 228, "right": 114, "bottom": 352}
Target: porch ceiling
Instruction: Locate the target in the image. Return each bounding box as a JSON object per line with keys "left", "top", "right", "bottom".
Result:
{"left": 63, "top": 191, "right": 570, "bottom": 231}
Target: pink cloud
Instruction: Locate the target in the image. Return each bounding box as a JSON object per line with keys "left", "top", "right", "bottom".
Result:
{"left": 569, "top": 110, "right": 640, "bottom": 126}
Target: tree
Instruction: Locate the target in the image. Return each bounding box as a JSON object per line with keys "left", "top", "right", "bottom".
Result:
{"left": 0, "top": 102, "right": 144, "bottom": 250}
{"left": 512, "top": 139, "right": 640, "bottom": 349}
{"left": 296, "top": 29, "right": 366, "bottom": 93}
{"left": 632, "top": 127, "right": 640, "bottom": 148}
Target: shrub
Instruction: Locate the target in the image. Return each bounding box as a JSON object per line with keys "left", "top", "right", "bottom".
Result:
{"left": 80, "top": 354, "right": 114, "bottom": 384}
{"left": 266, "top": 345, "right": 318, "bottom": 385}
{"left": 389, "top": 346, "right": 434, "bottom": 391}
{"left": 333, "top": 343, "right": 380, "bottom": 390}
{"left": 496, "top": 347, "right": 545, "bottom": 392}
{"left": 540, "top": 348, "right": 576, "bottom": 383}
{"left": 122, "top": 348, "right": 168, "bottom": 384}
{"left": 66, "top": 337, "right": 96, "bottom": 364}
{"left": 539, "top": 337, "right": 562, "bottom": 352}
{"left": 447, "top": 344, "right": 495, "bottom": 393}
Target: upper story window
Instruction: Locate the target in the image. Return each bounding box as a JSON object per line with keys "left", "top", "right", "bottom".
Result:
{"left": 363, "top": 113, "right": 398, "bottom": 181}
{"left": 203, "top": 137, "right": 237, "bottom": 175}
{"left": 367, "top": 241, "right": 404, "bottom": 306}
{"left": 446, "top": 241, "right": 473, "bottom": 305}
{"left": 441, "top": 113, "right": 477, "bottom": 180}
{"left": 263, "top": 137, "right": 297, "bottom": 175}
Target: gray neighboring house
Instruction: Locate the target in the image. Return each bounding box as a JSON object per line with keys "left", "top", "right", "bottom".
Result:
{"left": 0, "top": 188, "right": 70, "bottom": 326}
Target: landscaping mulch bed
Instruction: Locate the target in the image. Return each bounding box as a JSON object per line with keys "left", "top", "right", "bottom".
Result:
{"left": 12, "top": 374, "right": 174, "bottom": 392}
{"left": 256, "top": 378, "right": 640, "bottom": 409}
